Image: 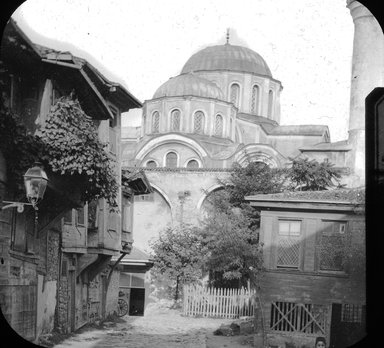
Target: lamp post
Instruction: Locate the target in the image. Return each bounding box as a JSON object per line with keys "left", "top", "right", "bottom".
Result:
{"left": 1, "top": 162, "right": 49, "bottom": 212}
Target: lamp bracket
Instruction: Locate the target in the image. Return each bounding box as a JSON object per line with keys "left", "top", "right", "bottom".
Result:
{"left": 1, "top": 201, "right": 33, "bottom": 213}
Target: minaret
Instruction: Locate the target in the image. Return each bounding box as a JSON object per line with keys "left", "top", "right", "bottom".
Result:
{"left": 346, "top": 0, "right": 384, "bottom": 187}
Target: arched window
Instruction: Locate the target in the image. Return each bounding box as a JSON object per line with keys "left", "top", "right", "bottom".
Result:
{"left": 214, "top": 114, "right": 223, "bottom": 137}
{"left": 142, "top": 113, "right": 146, "bottom": 132}
{"left": 268, "top": 90, "right": 274, "bottom": 118}
{"left": 146, "top": 160, "right": 157, "bottom": 168}
{"left": 186, "top": 159, "right": 199, "bottom": 169}
{"left": 230, "top": 83, "right": 240, "bottom": 108}
{"left": 193, "top": 111, "right": 205, "bottom": 134}
{"left": 152, "top": 111, "right": 160, "bottom": 133}
{"left": 165, "top": 152, "right": 177, "bottom": 168}
{"left": 251, "top": 85, "right": 260, "bottom": 114}
{"left": 171, "top": 109, "right": 181, "bottom": 131}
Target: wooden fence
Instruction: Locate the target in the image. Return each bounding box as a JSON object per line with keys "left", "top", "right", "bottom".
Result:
{"left": 183, "top": 284, "right": 257, "bottom": 319}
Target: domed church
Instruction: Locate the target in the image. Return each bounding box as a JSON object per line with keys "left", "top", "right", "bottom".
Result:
{"left": 121, "top": 34, "right": 331, "bottom": 251}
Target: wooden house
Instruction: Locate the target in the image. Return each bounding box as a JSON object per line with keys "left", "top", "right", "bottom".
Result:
{"left": 0, "top": 18, "right": 141, "bottom": 342}
{"left": 245, "top": 188, "right": 365, "bottom": 348}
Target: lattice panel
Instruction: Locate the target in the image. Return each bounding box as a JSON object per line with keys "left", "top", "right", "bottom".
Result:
{"left": 230, "top": 84, "right": 240, "bottom": 106}
{"left": 194, "top": 111, "right": 204, "bottom": 133}
{"left": 270, "top": 302, "right": 327, "bottom": 335}
{"left": 277, "top": 237, "right": 300, "bottom": 267}
{"left": 152, "top": 112, "right": 160, "bottom": 133}
{"left": 251, "top": 85, "right": 259, "bottom": 113}
{"left": 171, "top": 110, "right": 180, "bottom": 131}
{"left": 320, "top": 235, "right": 344, "bottom": 271}
{"left": 341, "top": 304, "right": 364, "bottom": 323}
{"left": 215, "top": 115, "right": 223, "bottom": 136}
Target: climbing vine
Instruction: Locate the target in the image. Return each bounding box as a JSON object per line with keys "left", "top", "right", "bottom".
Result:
{"left": 39, "top": 95, "right": 119, "bottom": 208}
{"left": 0, "top": 94, "right": 119, "bottom": 208}
{"left": 0, "top": 98, "right": 45, "bottom": 197}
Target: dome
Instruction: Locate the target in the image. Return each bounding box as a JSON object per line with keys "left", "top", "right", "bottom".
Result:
{"left": 153, "top": 73, "right": 225, "bottom": 100}
{"left": 181, "top": 44, "right": 272, "bottom": 77}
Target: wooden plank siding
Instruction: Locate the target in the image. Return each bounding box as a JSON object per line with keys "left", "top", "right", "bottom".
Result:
{"left": 257, "top": 208, "right": 365, "bottom": 344}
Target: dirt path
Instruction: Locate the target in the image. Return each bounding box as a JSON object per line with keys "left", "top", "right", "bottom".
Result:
{"left": 52, "top": 301, "right": 255, "bottom": 348}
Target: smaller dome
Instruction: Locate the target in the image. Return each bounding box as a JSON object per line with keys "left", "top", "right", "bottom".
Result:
{"left": 153, "top": 73, "right": 225, "bottom": 100}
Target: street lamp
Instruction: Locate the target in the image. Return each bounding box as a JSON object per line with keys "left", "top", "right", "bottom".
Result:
{"left": 1, "top": 162, "right": 49, "bottom": 212}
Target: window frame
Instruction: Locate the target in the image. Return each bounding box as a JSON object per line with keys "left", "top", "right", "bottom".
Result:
{"left": 275, "top": 219, "right": 303, "bottom": 270}
{"left": 214, "top": 114, "right": 224, "bottom": 137}
{"left": 164, "top": 151, "right": 179, "bottom": 168}
{"left": 268, "top": 89, "right": 274, "bottom": 118}
{"left": 317, "top": 220, "right": 349, "bottom": 273}
{"left": 151, "top": 111, "right": 160, "bottom": 133}
{"left": 145, "top": 159, "right": 158, "bottom": 168}
{"left": 185, "top": 158, "right": 201, "bottom": 169}
{"left": 251, "top": 84, "right": 260, "bottom": 114}
{"left": 193, "top": 110, "right": 205, "bottom": 134}
{"left": 170, "top": 109, "right": 181, "bottom": 132}
{"left": 229, "top": 82, "right": 241, "bottom": 108}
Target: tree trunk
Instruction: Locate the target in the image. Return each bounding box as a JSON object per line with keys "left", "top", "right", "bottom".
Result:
{"left": 175, "top": 275, "right": 180, "bottom": 301}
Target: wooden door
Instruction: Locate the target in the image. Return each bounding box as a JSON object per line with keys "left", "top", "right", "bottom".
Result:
{"left": 329, "top": 303, "right": 366, "bottom": 348}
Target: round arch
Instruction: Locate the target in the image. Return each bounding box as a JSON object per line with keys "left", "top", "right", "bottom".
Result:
{"left": 196, "top": 183, "right": 226, "bottom": 211}
{"left": 135, "top": 134, "right": 208, "bottom": 162}
{"left": 150, "top": 183, "right": 173, "bottom": 213}
{"left": 233, "top": 144, "right": 284, "bottom": 168}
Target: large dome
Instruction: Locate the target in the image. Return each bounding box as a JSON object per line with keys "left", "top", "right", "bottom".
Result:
{"left": 153, "top": 73, "right": 225, "bottom": 100}
{"left": 181, "top": 44, "right": 272, "bottom": 77}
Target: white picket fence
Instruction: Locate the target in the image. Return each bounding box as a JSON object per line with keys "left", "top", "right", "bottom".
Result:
{"left": 183, "top": 284, "right": 257, "bottom": 319}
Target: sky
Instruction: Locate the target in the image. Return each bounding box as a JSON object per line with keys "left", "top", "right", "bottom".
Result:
{"left": 11, "top": 0, "right": 354, "bottom": 141}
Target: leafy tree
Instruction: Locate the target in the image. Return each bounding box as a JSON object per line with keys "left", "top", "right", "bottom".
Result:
{"left": 222, "top": 161, "right": 289, "bottom": 207}
{"left": 200, "top": 158, "right": 342, "bottom": 288}
{"left": 198, "top": 162, "right": 287, "bottom": 288}
{"left": 289, "top": 157, "right": 342, "bottom": 191}
{"left": 199, "top": 203, "right": 264, "bottom": 288}
{"left": 149, "top": 224, "right": 208, "bottom": 301}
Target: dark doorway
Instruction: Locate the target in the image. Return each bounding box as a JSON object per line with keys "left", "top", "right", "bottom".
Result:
{"left": 129, "top": 288, "right": 145, "bottom": 316}
{"left": 329, "top": 303, "right": 366, "bottom": 348}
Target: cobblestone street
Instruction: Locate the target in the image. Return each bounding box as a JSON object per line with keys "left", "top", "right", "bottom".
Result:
{"left": 52, "top": 302, "right": 254, "bottom": 348}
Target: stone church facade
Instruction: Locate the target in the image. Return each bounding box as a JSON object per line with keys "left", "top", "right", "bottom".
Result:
{"left": 122, "top": 36, "right": 336, "bottom": 251}
{"left": 122, "top": 0, "right": 383, "bottom": 252}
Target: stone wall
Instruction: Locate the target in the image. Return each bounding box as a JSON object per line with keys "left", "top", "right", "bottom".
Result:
{"left": 105, "top": 269, "right": 120, "bottom": 316}
{"left": 56, "top": 253, "right": 70, "bottom": 333}
{"left": 132, "top": 169, "right": 228, "bottom": 251}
